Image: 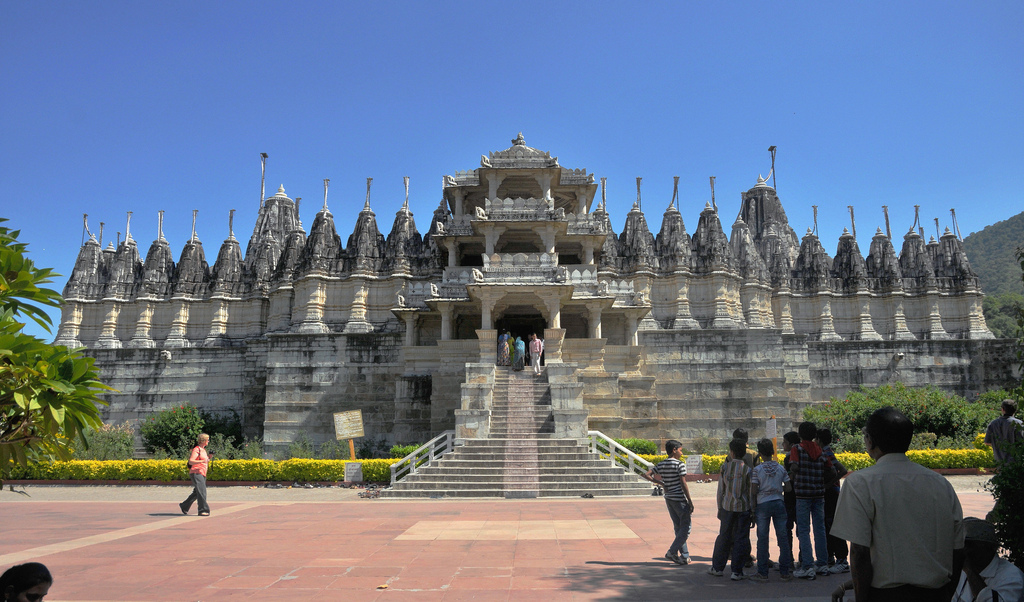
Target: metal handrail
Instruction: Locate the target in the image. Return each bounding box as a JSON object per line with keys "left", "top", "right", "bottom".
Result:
{"left": 587, "top": 430, "right": 654, "bottom": 478}
{"left": 389, "top": 430, "right": 456, "bottom": 485}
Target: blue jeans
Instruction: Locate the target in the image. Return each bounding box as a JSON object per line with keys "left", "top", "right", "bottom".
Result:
{"left": 711, "top": 509, "right": 751, "bottom": 574}
{"left": 755, "top": 499, "right": 793, "bottom": 576}
{"left": 795, "top": 497, "right": 827, "bottom": 569}
{"left": 664, "top": 499, "right": 692, "bottom": 559}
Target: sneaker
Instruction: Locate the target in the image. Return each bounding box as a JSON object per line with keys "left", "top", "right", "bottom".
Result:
{"left": 748, "top": 573, "right": 769, "bottom": 583}
{"left": 730, "top": 573, "right": 745, "bottom": 581}
{"left": 707, "top": 568, "right": 724, "bottom": 577}
{"left": 779, "top": 573, "right": 793, "bottom": 582}
{"left": 665, "top": 552, "right": 685, "bottom": 565}
{"left": 829, "top": 561, "right": 850, "bottom": 574}
{"left": 815, "top": 565, "right": 830, "bottom": 576}
{"left": 793, "top": 566, "right": 816, "bottom": 580}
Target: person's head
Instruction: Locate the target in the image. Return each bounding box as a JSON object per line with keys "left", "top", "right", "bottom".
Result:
{"left": 962, "top": 517, "right": 1000, "bottom": 573}
{"left": 798, "top": 422, "right": 817, "bottom": 442}
{"left": 816, "top": 428, "right": 833, "bottom": 448}
{"left": 782, "top": 431, "right": 800, "bottom": 452}
{"left": 1002, "top": 399, "right": 1018, "bottom": 417}
{"left": 756, "top": 438, "right": 775, "bottom": 460}
{"left": 198, "top": 433, "right": 210, "bottom": 447}
{"left": 728, "top": 438, "right": 746, "bottom": 460}
{"left": 863, "top": 406, "right": 914, "bottom": 458}
{"left": 732, "top": 428, "right": 749, "bottom": 443}
{"left": 1, "top": 563, "right": 52, "bottom": 602}
{"left": 665, "top": 439, "right": 683, "bottom": 458}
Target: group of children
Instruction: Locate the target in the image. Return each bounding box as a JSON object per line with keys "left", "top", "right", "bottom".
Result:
{"left": 646, "top": 424, "right": 848, "bottom": 582}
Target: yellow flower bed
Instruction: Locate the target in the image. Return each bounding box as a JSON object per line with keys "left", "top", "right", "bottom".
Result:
{"left": 639, "top": 448, "right": 995, "bottom": 474}
{"left": 9, "top": 458, "right": 401, "bottom": 483}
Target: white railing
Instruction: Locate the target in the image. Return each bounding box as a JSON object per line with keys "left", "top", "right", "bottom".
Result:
{"left": 389, "top": 430, "right": 456, "bottom": 485}
{"left": 587, "top": 430, "right": 653, "bottom": 478}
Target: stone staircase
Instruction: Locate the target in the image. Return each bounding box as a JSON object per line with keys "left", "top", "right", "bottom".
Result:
{"left": 383, "top": 367, "right": 652, "bottom": 498}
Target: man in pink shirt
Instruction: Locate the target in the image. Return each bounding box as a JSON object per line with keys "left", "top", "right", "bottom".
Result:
{"left": 180, "top": 433, "right": 211, "bottom": 516}
{"left": 529, "top": 333, "right": 544, "bottom": 375}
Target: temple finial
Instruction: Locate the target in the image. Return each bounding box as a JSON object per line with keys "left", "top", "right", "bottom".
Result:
{"left": 403, "top": 176, "right": 410, "bottom": 210}
{"left": 259, "top": 152, "right": 268, "bottom": 210}
{"left": 99, "top": 222, "right": 105, "bottom": 246}
{"left": 125, "top": 211, "right": 133, "bottom": 243}
{"left": 365, "top": 177, "right": 373, "bottom": 210}
{"left": 934, "top": 217, "right": 940, "bottom": 240}
{"left": 950, "top": 208, "right": 962, "bottom": 240}
{"left": 228, "top": 209, "right": 236, "bottom": 241}
{"left": 323, "top": 178, "right": 330, "bottom": 212}
{"left": 812, "top": 205, "right": 819, "bottom": 237}
{"left": 157, "top": 210, "right": 165, "bottom": 242}
{"left": 600, "top": 177, "right": 607, "bottom": 209}
{"left": 191, "top": 209, "right": 198, "bottom": 243}
{"left": 635, "top": 177, "right": 642, "bottom": 211}
{"left": 848, "top": 206, "right": 856, "bottom": 240}
{"left": 670, "top": 176, "right": 679, "bottom": 209}
{"left": 710, "top": 176, "right": 717, "bottom": 212}
{"left": 882, "top": 205, "right": 891, "bottom": 239}
{"left": 83, "top": 214, "right": 94, "bottom": 244}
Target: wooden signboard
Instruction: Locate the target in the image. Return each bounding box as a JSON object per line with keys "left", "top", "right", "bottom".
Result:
{"left": 333, "top": 410, "right": 364, "bottom": 460}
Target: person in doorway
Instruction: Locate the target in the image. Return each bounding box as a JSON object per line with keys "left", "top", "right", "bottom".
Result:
{"left": 180, "top": 433, "right": 211, "bottom": 516}
{"left": 1, "top": 563, "right": 52, "bottom": 602}
{"left": 512, "top": 337, "right": 526, "bottom": 371}
{"left": 831, "top": 406, "right": 965, "bottom": 602}
{"left": 529, "top": 333, "right": 544, "bottom": 376}
{"left": 497, "top": 331, "right": 510, "bottom": 366}
{"left": 644, "top": 439, "right": 695, "bottom": 565}
{"left": 984, "top": 399, "right": 1023, "bottom": 465}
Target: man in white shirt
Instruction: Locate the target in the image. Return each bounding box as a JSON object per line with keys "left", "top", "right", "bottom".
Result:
{"left": 953, "top": 517, "right": 1023, "bottom": 602}
{"left": 831, "top": 407, "right": 965, "bottom": 602}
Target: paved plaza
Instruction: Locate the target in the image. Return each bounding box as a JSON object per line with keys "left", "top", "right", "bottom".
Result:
{"left": 0, "top": 477, "right": 994, "bottom": 601}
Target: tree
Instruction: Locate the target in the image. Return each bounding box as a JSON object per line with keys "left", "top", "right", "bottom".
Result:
{"left": 0, "top": 219, "right": 110, "bottom": 483}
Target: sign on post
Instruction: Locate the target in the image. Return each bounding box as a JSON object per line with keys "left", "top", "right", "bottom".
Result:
{"left": 333, "top": 410, "right": 364, "bottom": 461}
{"left": 685, "top": 454, "right": 704, "bottom": 476}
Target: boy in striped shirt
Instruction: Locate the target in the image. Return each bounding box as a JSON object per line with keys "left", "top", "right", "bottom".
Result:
{"left": 645, "top": 439, "right": 695, "bottom": 565}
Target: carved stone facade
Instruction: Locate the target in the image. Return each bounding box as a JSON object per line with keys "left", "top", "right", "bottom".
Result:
{"left": 56, "top": 136, "right": 1015, "bottom": 450}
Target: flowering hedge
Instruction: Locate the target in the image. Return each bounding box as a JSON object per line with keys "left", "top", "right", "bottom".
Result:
{"left": 7, "top": 458, "right": 400, "bottom": 483}
{"left": 638, "top": 448, "right": 995, "bottom": 474}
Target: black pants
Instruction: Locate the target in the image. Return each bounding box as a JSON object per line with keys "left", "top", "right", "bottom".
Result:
{"left": 824, "top": 486, "right": 848, "bottom": 562}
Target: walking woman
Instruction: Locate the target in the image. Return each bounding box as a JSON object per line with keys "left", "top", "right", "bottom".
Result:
{"left": 1, "top": 563, "right": 52, "bottom": 602}
{"left": 180, "top": 433, "right": 211, "bottom": 516}
{"left": 497, "top": 331, "right": 511, "bottom": 366}
{"left": 513, "top": 336, "right": 526, "bottom": 371}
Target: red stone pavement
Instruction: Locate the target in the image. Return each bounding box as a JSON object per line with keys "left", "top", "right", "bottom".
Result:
{"left": 0, "top": 484, "right": 995, "bottom": 601}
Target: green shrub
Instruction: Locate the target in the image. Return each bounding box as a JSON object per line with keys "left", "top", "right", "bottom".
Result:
{"left": 286, "top": 433, "right": 315, "bottom": 459}
{"left": 316, "top": 439, "right": 351, "bottom": 460}
{"left": 357, "top": 437, "right": 390, "bottom": 459}
{"left": 805, "top": 383, "right": 1000, "bottom": 452}
{"left": 692, "top": 431, "right": 723, "bottom": 456}
{"left": 390, "top": 444, "right": 420, "bottom": 458}
{"left": 139, "top": 404, "right": 204, "bottom": 457}
{"left": 910, "top": 432, "right": 938, "bottom": 450}
{"left": 201, "top": 409, "right": 242, "bottom": 448}
{"left": 73, "top": 423, "right": 135, "bottom": 460}
{"left": 615, "top": 438, "right": 658, "bottom": 455}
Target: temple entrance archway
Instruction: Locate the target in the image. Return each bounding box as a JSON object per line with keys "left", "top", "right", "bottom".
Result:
{"left": 495, "top": 313, "right": 546, "bottom": 343}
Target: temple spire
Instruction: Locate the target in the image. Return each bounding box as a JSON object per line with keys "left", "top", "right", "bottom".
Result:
{"left": 322, "top": 178, "right": 330, "bottom": 212}
{"left": 635, "top": 177, "right": 642, "bottom": 211}
{"left": 710, "top": 176, "right": 717, "bottom": 213}
{"left": 882, "top": 205, "right": 891, "bottom": 239}
{"left": 190, "top": 210, "right": 198, "bottom": 243}
{"left": 259, "top": 152, "right": 268, "bottom": 210}
{"left": 364, "top": 177, "right": 373, "bottom": 210}
{"left": 228, "top": 209, "right": 236, "bottom": 241}
{"left": 670, "top": 176, "right": 679, "bottom": 209}
{"left": 125, "top": 211, "right": 133, "bottom": 243}
{"left": 403, "top": 176, "right": 410, "bottom": 210}
{"left": 848, "top": 206, "right": 856, "bottom": 240}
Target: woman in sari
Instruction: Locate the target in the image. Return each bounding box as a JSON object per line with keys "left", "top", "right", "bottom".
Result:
{"left": 513, "top": 336, "right": 526, "bottom": 371}
{"left": 497, "top": 332, "right": 510, "bottom": 365}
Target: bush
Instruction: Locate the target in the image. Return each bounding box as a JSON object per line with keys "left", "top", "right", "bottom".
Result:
{"left": 201, "top": 409, "right": 242, "bottom": 448}
{"left": 73, "top": 423, "right": 135, "bottom": 460}
{"left": 615, "top": 438, "right": 658, "bottom": 455}
{"left": 358, "top": 437, "right": 390, "bottom": 459}
{"left": 390, "top": 444, "right": 420, "bottom": 458}
{"left": 316, "top": 439, "right": 352, "bottom": 460}
{"left": 692, "top": 431, "right": 723, "bottom": 456}
{"left": 285, "top": 433, "right": 315, "bottom": 459}
{"left": 139, "top": 404, "right": 204, "bottom": 457}
{"left": 805, "top": 383, "right": 1000, "bottom": 452}
{"left": 987, "top": 439, "right": 1024, "bottom": 569}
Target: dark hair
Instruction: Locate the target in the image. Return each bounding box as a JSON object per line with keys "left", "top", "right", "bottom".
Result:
{"left": 728, "top": 438, "right": 747, "bottom": 458}
{"left": 665, "top": 439, "right": 683, "bottom": 455}
{"left": 1003, "top": 399, "right": 1018, "bottom": 416}
{"left": 783, "top": 431, "right": 801, "bottom": 445}
{"left": 0, "top": 563, "right": 52, "bottom": 597}
{"left": 817, "top": 427, "right": 833, "bottom": 447}
{"left": 798, "top": 422, "right": 817, "bottom": 441}
{"left": 756, "top": 438, "right": 775, "bottom": 458}
{"left": 865, "top": 406, "right": 914, "bottom": 454}
{"left": 732, "top": 428, "right": 749, "bottom": 442}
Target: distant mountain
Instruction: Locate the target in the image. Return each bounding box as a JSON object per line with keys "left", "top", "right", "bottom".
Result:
{"left": 963, "top": 211, "right": 1024, "bottom": 297}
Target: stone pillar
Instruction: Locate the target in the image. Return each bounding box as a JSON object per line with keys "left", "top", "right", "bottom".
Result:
{"left": 445, "top": 240, "right": 457, "bottom": 268}
{"left": 343, "top": 280, "right": 372, "bottom": 334}
{"left": 164, "top": 299, "right": 190, "bottom": 348}
{"left": 542, "top": 328, "right": 565, "bottom": 363}
{"left": 482, "top": 225, "right": 506, "bottom": 256}
{"left": 966, "top": 293, "right": 994, "bottom": 339}
{"left": 402, "top": 313, "right": 418, "bottom": 346}
{"left": 204, "top": 299, "right": 229, "bottom": 346}
{"left": 452, "top": 188, "right": 464, "bottom": 217}
{"left": 819, "top": 295, "right": 843, "bottom": 342}
{"left": 94, "top": 301, "right": 122, "bottom": 349}
{"left": 486, "top": 173, "right": 505, "bottom": 200}
{"left": 673, "top": 275, "right": 699, "bottom": 329}
{"left": 543, "top": 297, "right": 561, "bottom": 329}
{"left": 892, "top": 294, "right": 915, "bottom": 340}
{"left": 535, "top": 225, "right": 557, "bottom": 255}
{"left": 296, "top": 278, "right": 330, "bottom": 334}
{"left": 583, "top": 242, "right": 594, "bottom": 265}
{"left": 925, "top": 292, "right": 949, "bottom": 340}
{"left": 855, "top": 291, "right": 882, "bottom": 341}
{"left": 626, "top": 314, "right": 639, "bottom": 346}
{"left": 586, "top": 302, "right": 603, "bottom": 339}
{"left": 476, "top": 329, "right": 497, "bottom": 363}
{"left": 774, "top": 287, "right": 796, "bottom": 334}
{"left": 575, "top": 189, "right": 586, "bottom": 215}
{"left": 535, "top": 173, "right": 553, "bottom": 201}
{"left": 54, "top": 301, "right": 83, "bottom": 348}
{"left": 439, "top": 302, "right": 453, "bottom": 341}
{"left": 128, "top": 301, "right": 155, "bottom": 348}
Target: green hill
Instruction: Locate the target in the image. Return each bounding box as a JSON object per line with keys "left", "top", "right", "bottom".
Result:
{"left": 963, "top": 211, "right": 1024, "bottom": 297}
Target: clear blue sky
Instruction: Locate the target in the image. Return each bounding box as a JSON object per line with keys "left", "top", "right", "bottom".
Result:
{"left": 3, "top": 1, "right": 1022, "bottom": 339}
